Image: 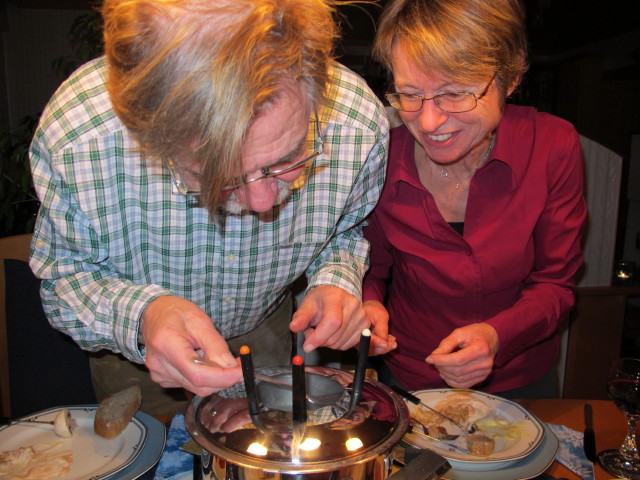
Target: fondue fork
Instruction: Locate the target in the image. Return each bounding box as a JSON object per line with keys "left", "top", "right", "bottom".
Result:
{"left": 349, "top": 329, "right": 371, "bottom": 411}
{"left": 392, "top": 385, "right": 477, "bottom": 434}
{"left": 191, "top": 357, "right": 344, "bottom": 408}
{"left": 409, "top": 422, "right": 482, "bottom": 456}
{"left": 239, "top": 346, "right": 260, "bottom": 418}
{"left": 193, "top": 357, "right": 293, "bottom": 387}
{"left": 412, "top": 419, "right": 459, "bottom": 441}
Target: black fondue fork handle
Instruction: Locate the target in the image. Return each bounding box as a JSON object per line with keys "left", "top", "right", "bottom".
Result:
{"left": 350, "top": 329, "right": 371, "bottom": 411}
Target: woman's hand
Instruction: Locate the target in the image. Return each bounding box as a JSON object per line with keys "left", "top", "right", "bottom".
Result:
{"left": 425, "top": 323, "right": 499, "bottom": 388}
{"left": 363, "top": 300, "right": 397, "bottom": 355}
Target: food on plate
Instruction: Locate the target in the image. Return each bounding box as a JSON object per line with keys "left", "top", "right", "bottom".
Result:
{"left": 474, "top": 417, "right": 525, "bottom": 453}
{"left": 0, "top": 443, "right": 73, "bottom": 479}
{"left": 466, "top": 432, "right": 495, "bottom": 456}
{"left": 411, "top": 392, "right": 492, "bottom": 432}
{"left": 416, "top": 423, "right": 451, "bottom": 440}
{"left": 410, "top": 391, "right": 525, "bottom": 456}
{"left": 52, "top": 408, "right": 75, "bottom": 438}
{"left": 94, "top": 385, "right": 142, "bottom": 439}
{"left": 432, "top": 392, "right": 494, "bottom": 424}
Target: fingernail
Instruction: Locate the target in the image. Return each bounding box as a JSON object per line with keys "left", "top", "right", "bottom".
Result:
{"left": 303, "top": 343, "right": 315, "bottom": 353}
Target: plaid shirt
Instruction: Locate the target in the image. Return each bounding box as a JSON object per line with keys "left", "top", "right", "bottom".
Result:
{"left": 29, "top": 57, "right": 389, "bottom": 363}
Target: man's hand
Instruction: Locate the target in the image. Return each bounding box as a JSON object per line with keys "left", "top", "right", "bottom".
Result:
{"left": 425, "top": 323, "right": 499, "bottom": 388}
{"left": 141, "top": 295, "right": 243, "bottom": 397}
{"left": 289, "top": 286, "right": 396, "bottom": 355}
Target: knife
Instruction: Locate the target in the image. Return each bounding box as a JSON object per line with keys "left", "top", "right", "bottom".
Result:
{"left": 392, "top": 385, "right": 477, "bottom": 433}
{"left": 583, "top": 403, "right": 597, "bottom": 462}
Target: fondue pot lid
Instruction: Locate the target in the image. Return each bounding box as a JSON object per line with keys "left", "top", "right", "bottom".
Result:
{"left": 185, "top": 366, "right": 410, "bottom": 474}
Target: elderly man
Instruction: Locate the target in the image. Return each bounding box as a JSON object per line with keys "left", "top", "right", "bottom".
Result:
{"left": 29, "top": 0, "right": 393, "bottom": 414}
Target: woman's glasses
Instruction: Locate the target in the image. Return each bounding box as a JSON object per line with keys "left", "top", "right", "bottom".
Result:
{"left": 385, "top": 77, "right": 494, "bottom": 113}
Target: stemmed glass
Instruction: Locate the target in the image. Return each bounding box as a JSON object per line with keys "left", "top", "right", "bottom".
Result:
{"left": 598, "top": 358, "right": 640, "bottom": 479}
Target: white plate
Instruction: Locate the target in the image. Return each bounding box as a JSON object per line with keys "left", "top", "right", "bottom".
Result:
{"left": 105, "top": 409, "right": 166, "bottom": 479}
{"left": 403, "top": 389, "right": 545, "bottom": 471}
{"left": 0, "top": 405, "right": 147, "bottom": 480}
{"left": 441, "top": 422, "right": 559, "bottom": 480}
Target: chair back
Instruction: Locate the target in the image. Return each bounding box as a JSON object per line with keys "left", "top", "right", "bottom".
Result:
{"left": 0, "top": 233, "right": 96, "bottom": 418}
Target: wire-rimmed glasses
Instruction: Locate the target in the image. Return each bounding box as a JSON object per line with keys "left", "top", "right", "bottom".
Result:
{"left": 385, "top": 77, "right": 494, "bottom": 113}
{"left": 166, "top": 115, "right": 324, "bottom": 196}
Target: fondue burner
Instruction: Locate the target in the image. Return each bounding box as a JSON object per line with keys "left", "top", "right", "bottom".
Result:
{"left": 185, "top": 365, "right": 448, "bottom": 480}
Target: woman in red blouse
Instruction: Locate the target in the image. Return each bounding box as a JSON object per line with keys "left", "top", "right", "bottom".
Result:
{"left": 362, "top": 0, "right": 587, "bottom": 398}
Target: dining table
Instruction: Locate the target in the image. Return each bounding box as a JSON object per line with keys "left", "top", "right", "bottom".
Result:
{"left": 149, "top": 397, "right": 628, "bottom": 480}
{"left": 518, "top": 398, "right": 627, "bottom": 480}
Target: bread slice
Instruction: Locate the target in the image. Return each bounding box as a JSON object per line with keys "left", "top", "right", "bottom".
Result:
{"left": 466, "top": 432, "right": 496, "bottom": 456}
{"left": 94, "top": 385, "right": 142, "bottom": 439}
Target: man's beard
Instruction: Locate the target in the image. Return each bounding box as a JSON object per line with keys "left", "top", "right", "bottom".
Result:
{"left": 221, "top": 178, "right": 293, "bottom": 215}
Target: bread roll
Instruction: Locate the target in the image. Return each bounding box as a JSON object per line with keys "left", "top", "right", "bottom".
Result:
{"left": 94, "top": 385, "right": 142, "bottom": 439}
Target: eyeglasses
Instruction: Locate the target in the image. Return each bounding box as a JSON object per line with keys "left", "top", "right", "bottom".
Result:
{"left": 166, "top": 115, "right": 324, "bottom": 196}
{"left": 385, "top": 77, "right": 494, "bottom": 113}
{"left": 222, "top": 116, "right": 324, "bottom": 191}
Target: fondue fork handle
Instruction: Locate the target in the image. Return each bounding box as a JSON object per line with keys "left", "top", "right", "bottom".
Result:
{"left": 291, "top": 355, "right": 307, "bottom": 425}
{"left": 239, "top": 346, "right": 261, "bottom": 417}
{"left": 349, "top": 329, "right": 371, "bottom": 411}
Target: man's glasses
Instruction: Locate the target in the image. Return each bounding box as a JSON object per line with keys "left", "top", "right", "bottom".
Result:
{"left": 385, "top": 77, "right": 494, "bottom": 114}
{"left": 166, "top": 115, "right": 324, "bottom": 196}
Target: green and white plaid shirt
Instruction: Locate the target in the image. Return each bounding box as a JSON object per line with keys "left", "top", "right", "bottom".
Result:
{"left": 29, "top": 57, "right": 389, "bottom": 363}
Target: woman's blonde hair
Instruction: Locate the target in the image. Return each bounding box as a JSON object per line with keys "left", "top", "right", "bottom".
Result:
{"left": 103, "top": 0, "right": 338, "bottom": 212}
{"left": 373, "top": 0, "right": 528, "bottom": 96}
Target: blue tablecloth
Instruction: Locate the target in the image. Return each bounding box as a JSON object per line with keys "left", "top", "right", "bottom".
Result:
{"left": 547, "top": 423, "right": 595, "bottom": 480}
{"left": 153, "top": 414, "right": 194, "bottom": 480}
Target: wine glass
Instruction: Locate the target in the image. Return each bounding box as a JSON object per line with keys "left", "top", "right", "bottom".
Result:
{"left": 597, "top": 358, "right": 640, "bottom": 479}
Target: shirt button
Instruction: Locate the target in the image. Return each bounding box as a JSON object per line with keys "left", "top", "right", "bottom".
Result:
{"left": 223, "top": 297, "right": 234, "bottom": 304}
{"left": 226, "top": 254, "right": 237, "bottom": 262}
{"left": 36, "top": 239, "right": 45, "bottom": 248}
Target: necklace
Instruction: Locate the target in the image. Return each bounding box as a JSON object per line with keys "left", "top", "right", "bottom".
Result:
{"left": 439, "top": 133, "right": 496, "bottom": 189}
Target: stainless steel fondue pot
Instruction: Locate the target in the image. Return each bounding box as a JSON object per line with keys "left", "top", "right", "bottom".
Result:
{"left": 185, "top": 366, "right": 420, "bottom": 480}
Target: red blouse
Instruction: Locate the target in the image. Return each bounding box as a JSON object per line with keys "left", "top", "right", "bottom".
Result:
{"left": 363, "top": 105, "right": 587, "bottom": 393}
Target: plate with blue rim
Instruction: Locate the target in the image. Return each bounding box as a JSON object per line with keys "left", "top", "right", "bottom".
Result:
{"left": 402, "top": 389, "right": 546, "bottom": 472}
{"left": 0, "top": 405, "right": 165, "bottom": 480}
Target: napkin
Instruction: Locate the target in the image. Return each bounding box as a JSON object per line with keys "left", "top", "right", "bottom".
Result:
{"left": 547, "top": 423, "right": 595, "bottom": 480}
{"left": 154, "top": 414, "right": 194, "bottom": 480}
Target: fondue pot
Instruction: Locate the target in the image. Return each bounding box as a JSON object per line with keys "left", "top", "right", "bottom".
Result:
{"left": 185, "top": 365, "right": 439, "bottom": 480}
